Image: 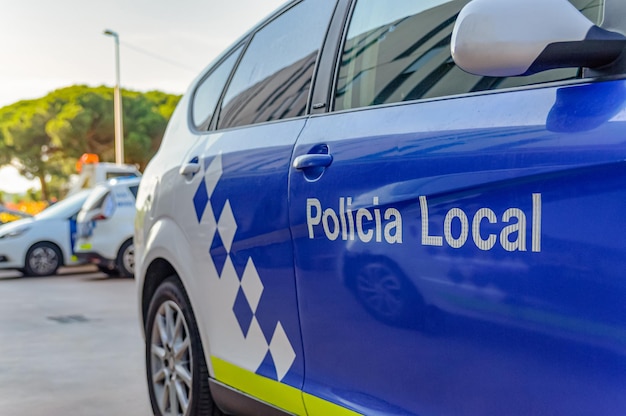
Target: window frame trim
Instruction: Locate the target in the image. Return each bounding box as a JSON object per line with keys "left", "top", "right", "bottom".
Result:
{"left": 189, "top": 40, "right": 248, "bottom": 133}
{"left": 308, "top": 0, "right": 352, "bottom": 115}
{"left": 329, "top": 0, "right": 362, "bottom": 113}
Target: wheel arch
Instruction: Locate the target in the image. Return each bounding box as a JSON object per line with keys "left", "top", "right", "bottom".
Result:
{"left": 136, "top": 216, "right": 217, "bottom": 378}
{"left": 141, "top": 257, "right": 178, "bottom": 329}
{"left": 140, "top": 254, "right": 222, "bottom": 399}
{"left": 117, "top": 236, "right": 133, "bottom": 257}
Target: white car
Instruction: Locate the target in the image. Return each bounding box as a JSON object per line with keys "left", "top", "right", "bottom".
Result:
{"left": 0, "top": 190, "right": 91, "bottom": 276}
{"left": 74, "top": 177, "right": 140, "bottom": 277}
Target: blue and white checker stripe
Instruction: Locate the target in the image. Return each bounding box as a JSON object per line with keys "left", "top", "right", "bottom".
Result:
{"left": 192, "top": 153, "right": 296, "bottom": 382}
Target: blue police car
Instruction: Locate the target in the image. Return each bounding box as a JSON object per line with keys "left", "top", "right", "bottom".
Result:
{"left": 135, "top": 0, "right": 626, "bottom": 414}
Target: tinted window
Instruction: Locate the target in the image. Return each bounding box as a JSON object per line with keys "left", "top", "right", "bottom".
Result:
{"left": 81, "top": 187, "right": 110, "bottom": 212}
{"left": 335, "top": 0, "right": 604, "bottom": 111}
{"left": 106, "top": 172, "right": 139, "bottom": 180}
{"left": 577, "top": 0, "right": 604, "bottom": 23}
{"left": 218, "top": 0, "right": 335, "bottom": 129}
{"left": 128, "top": 185, "right": 139, "bottom": 199}
{"left": 192, "top": 45, "right": 243, "bottom": 130}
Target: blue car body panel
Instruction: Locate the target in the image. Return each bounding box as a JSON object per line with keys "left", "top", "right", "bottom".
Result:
{"left": 288, "top": 79, "right": 626, "bottom": 415}
{"left": 135, "top": 1, "right": 626, "bottom": 414}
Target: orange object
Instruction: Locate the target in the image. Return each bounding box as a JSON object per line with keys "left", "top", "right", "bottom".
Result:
{"left": 75, "top": 153, "right": 100, "bottom": 172}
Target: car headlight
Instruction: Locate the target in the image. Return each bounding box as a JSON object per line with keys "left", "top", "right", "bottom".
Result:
{"left": 0, "top": 226, "right": 31, "bottom": 239}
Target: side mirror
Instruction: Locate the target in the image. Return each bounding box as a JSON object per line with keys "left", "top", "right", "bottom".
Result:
{"left": 451, "top": 0, "right": 626, "bottom": 77}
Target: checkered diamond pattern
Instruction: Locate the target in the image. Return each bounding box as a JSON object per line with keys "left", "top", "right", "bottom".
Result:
{"left": 269, "top": 322, "right": 296, "bottom": 381}
{"left": 204, "top": 152, "right": 223, "bottom": 196}
{"left": 193, "top": 178, "right": 209, "bottom": 223}
{"left": 241, "top": 259, "right": 263, "bottom": 312}
{"left": 233, "top": 287, "right": 254, "bottom": 336}
{"left": 217, "top": 200, "right": 237, "bottom": 253}
{"left": 192, "top": 152, "right": 296, "bottom": 382}
{"left": 210, "top": 231, "right": 228, "bottom": 277}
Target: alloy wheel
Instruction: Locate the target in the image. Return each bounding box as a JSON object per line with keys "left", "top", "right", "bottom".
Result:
{"left": 28, "top": 246, "right": 59, "bottom": 276}
{"left": 149, "top": 300, "right": 193, "bottom": 416}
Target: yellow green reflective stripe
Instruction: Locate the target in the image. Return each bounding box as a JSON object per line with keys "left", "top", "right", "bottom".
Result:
{"left": 211, "top": 356, "right": 361, "bottom": 416}
{"left": 303, "top": 392, "right": 362, "bottom": 416}
{"left": 211, "top": 356, "right": 306, "bottom": 415}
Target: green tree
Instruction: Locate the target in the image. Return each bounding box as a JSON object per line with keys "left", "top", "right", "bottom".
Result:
{"left": 118, "top": 90, "right": 174, "bottom": 170}
{"left": 0, "top": 97, "right": 59, "bottom": 199}
{"left": 46, "top": 86, "right": 180, "bottom": 171}
{"left": 0, "top": 85, "right": 180, "bottom": 200}
{"left": 46, "top": 86, "right": 117, "bottom": 161}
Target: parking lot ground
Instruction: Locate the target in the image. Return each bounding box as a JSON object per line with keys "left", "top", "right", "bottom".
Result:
{"left": 0, "top": 266, "right": 152, "bottom": 415}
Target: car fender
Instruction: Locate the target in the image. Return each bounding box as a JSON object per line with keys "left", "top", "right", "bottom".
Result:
{"left": 29, "top": 219, "right": 77, "bottom": 266}
{"left": 137, "top": 215, "right": 217, "bottom": 377}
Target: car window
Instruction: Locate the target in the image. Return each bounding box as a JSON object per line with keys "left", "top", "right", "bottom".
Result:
{"left": 217, "top": 0, "right": 336, "bottom": 130}
{"left": 192, "top": 45, "right": 244, "bottom": 130}
{"left": 102, "top": 193, "right": 115, "bottom": 217}
{"left": 334, "top": 0, "right": 605, "bottom": 112}
{"left": 128, "top": 185, "right": 139, "bottom": 199}
{"left": 577, "top": 0, "right": 604, "bottom": 23}
{"left": 106, "top": 172, "right": 139, "bottom": 180}
{"left": 81, "top": 187, "right": 109, "bottom": 213}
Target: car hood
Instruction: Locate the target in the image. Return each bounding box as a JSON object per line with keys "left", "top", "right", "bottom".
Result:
{"left": 0, "top": 217, "right": 36, "bottom": 235}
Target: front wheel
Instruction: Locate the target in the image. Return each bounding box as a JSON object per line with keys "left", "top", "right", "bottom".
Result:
{"left": 145, "top": 277, "right": 222, "bottom": 416}
{"left": 24, "top": 242, "right": 62, "bottom": 277}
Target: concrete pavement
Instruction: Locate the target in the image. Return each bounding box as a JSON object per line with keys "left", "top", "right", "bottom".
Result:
{"left": 0, "top": 266, "right": 152, "bottom": 415}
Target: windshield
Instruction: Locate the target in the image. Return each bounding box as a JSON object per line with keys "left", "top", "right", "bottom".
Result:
{"left": 36, "top": 190, "right": 91, "bottom": 221}
{"left": 80, "top": 186, "right": 109, "bottom": 213}
{"left": 573, "top": 0, "right": 604, "bottom": 25}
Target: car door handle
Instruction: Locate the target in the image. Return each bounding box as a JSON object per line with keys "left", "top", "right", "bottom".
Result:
{"left": 179, "top": 162, "right": 201, "bottom": 179}
{"left": 293, "top": 154, "right": 333, "bottom": 170}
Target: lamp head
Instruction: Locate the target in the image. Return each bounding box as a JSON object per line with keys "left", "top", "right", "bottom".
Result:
{"left": 103, "top": 29, "right": 118, "bottom": 38}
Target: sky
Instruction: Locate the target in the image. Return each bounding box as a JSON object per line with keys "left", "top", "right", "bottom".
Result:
{"left": 0, "top": 0, "right": 286, "bottom": 194}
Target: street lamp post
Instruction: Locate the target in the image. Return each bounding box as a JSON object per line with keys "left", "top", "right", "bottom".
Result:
{"left": 103, "top": 29, "right": 124, "bottom": 165}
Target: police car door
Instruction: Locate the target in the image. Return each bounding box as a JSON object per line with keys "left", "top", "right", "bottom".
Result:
{"left": 289, "top": 0, "right": 626, "bottom": 415}
{"left": 175, "top": 1, "right": 336, "bottom": 414}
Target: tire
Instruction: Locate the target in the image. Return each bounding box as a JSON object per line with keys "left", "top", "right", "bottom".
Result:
{"left": 24, "top": 242, "right": 62, "bottom": 277}
{"left": 97, "top": 265, "right": 119, "bottom": 277}
{"left": 116, "top": 239, "right": 134, "bottom": 278}
{"left": 145, "top": 276, "right": 222, "bottom": 416}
